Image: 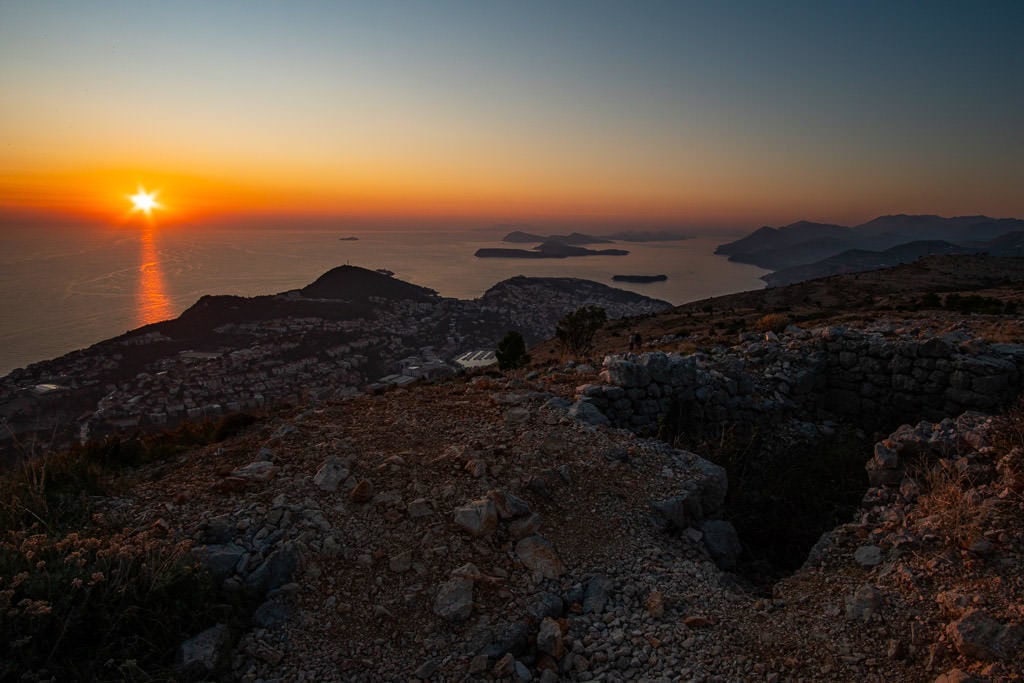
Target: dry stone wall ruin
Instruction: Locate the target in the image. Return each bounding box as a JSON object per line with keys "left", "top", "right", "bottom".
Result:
{"left": 573, "top": 326, "right": 1024, "bottom": 435}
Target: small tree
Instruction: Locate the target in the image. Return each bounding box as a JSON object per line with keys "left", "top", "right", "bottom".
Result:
{"left": 555, "top": 305, "right": 607, "bottom": 357}
{"left": 495, "top": 331, "right": 530, "bottom": 370}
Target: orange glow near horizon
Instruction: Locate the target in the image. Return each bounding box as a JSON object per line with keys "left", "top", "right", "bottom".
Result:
{"left": 136, "top": 223, "right": 173, "bottom": 326}
{"left": 129, "top": 186, "right": 161, "bottom": 215}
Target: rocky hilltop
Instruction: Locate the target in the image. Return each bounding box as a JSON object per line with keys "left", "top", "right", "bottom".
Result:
{"left": 0, "top": 266, "right": 669, "bottom": 462}
{"left": 2, "top": 254, "right": 1024, "bottom": 681}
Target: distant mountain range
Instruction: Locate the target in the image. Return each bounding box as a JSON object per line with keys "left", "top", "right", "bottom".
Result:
{"left": 717, "top": 214, "right": 1024, "bottom": 285}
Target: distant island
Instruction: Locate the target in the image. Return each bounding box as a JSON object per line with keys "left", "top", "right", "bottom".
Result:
{"left": 476, "top": 240, "right": 629, "bottom": 259}
{"left": 612, "top": 274, "right": 668, "bottom": 283}
{"left": 502, "top": 229, "right": 690, "bottom": 244}
{"left": 338, "top": 236, "right": 359, "bottom": 241}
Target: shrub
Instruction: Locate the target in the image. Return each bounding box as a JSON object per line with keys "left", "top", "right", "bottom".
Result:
{"left": 555, "top": 306, "right": 607, "bottom": 357}
{"left": 0, "top": 418, "right": 253, "bottom": 679}
{"left": 0, "top": 526, "right": 218, "bottom": 680}
{"left": 943, "top": 293, "right": 1014, "bottom": 315}
{"left": 495, "top": 331, "right": 530, "bottom": 370}
{"left": 754, "top": 313, "right": 790, "bottom": 333}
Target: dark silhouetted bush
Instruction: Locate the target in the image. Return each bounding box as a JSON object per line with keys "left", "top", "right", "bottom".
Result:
{"left": 555, "top": 306, "right": 607, "bottom": 357}
{"left": 495, "top": 331, "right": 530, "bottom": 370}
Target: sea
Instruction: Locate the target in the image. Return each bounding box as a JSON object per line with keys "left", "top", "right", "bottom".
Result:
{"left": 0, "top": 225, "right": 768, "bottom": 376}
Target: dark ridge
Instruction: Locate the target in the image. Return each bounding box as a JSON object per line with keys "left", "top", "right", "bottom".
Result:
{"left": 300, "top": 265, "right": 437, "bottom": 301}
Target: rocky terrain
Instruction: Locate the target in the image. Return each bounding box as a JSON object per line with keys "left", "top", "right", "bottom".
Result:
{"left": 6, "top": 353, "right": 1021, "bottom": 681}
{"left": 3, "top": 254, "right": 1024, "bottom": 681}
{"left": 534, "top": 255, "right": 1024, "bottom": 363}
{"left": 0, "top": 267, "right": 668, "bottom": 463}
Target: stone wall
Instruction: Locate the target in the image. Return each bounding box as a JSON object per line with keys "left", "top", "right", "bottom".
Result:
{"left": 574, "top": 326, "right": 1024, "bottom": 435}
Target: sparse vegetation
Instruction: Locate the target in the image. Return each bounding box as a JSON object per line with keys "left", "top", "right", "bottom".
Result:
{"left": 555, "top": 305, "right": 607, "bottom": 357}
{"left": 0, "top": 416, "right": 262, "bottom": 680}
{"left": 754, "top": 313, "right": 790, "bottom": 333}
{"left": 944, "top": 292, "right": 1018, "bottom": 315}
{"left": 913, "top": 460, "right": 984, "bottom": 548}
{"left": 495, "top": 330, "right": 531, "bottom": 370}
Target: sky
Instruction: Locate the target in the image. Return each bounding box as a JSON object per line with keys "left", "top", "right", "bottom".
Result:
{"left": 1, "top": 0, "right": 1023, "bottom": 231}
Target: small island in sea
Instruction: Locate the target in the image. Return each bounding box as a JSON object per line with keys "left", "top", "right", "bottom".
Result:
{"left": 476, "top": 240, "right": 629, "bottom": 259}
{"left": 612, "top": 274, "right": 668, "bottom": 283}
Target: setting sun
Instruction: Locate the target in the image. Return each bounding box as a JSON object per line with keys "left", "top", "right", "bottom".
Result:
{"left": 129, "top": 187, "right": 161, "bottom": 215}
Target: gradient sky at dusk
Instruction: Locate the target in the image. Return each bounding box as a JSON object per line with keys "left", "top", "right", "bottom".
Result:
{"left": 2, "top": 1, "right": 1022, "bottom": 229}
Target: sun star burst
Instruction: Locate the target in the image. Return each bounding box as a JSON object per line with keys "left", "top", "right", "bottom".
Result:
{"left": 129, "top": 187, "right": 161, "bottom": 215}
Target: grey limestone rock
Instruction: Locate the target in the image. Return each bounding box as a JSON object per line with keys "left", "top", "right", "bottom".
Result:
{"left": 700, "top": 519, "right": 743, "bottom": 569}
{"left": 453, "top": 497, "right": 498, "bottom": 537}
{"left": 854, "top": 544, "right": 883, "bottom": 567}
{"left": 193, "top": 543, "right": 246, "bottom": 582}
{"left": 567, "top": 400, "right": 610, "bottom": 426}
{"left": 433, "top": 576, "right": 474, "bottom": 621}
{"left": 313, "top": 456, "right": 349, "bottom": 492}
{"left": 583, "top": 575, "right": 613, "bottom": 614}
{"left": 176, "top": 623, "right": 229, "bottom": 675}
{"left": 845, "top": 584, "right": 883, "bottom": 621}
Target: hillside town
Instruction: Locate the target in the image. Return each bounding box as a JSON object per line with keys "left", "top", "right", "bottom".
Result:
{"left": 0, "top": 268, "right": 669, "bottom": 460}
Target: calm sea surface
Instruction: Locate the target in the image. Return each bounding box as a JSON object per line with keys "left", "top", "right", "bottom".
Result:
{"left": 0, "top": 225, "right": 768, "bottom": 375}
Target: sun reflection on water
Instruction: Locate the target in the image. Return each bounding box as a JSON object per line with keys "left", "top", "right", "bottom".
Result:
{"left": 136, "top": 224, "right": 173, "bottom": 326}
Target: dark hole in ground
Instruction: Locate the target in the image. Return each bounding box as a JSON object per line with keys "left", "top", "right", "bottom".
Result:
{"left": 659, "top": 405, "right": 873, "bottom": 588}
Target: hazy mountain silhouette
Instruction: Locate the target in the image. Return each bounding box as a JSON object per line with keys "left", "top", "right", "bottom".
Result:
{"left": 717, "top": 214, "right": 1024, "bottom": 270}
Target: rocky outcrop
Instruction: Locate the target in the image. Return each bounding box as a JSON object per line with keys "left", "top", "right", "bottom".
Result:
{"left": 572, "top": 326, "right": 1024, "bottom": 435}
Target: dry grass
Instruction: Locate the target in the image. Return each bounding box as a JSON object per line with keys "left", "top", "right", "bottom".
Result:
{"left": 0, "top": 427, "right": 243, "bottom": 680}
{"left": 754, "top": 313, "right": 791, "bottom": 334}
{"left": 913, "top": 461, "right": 984, "bottom": 548}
